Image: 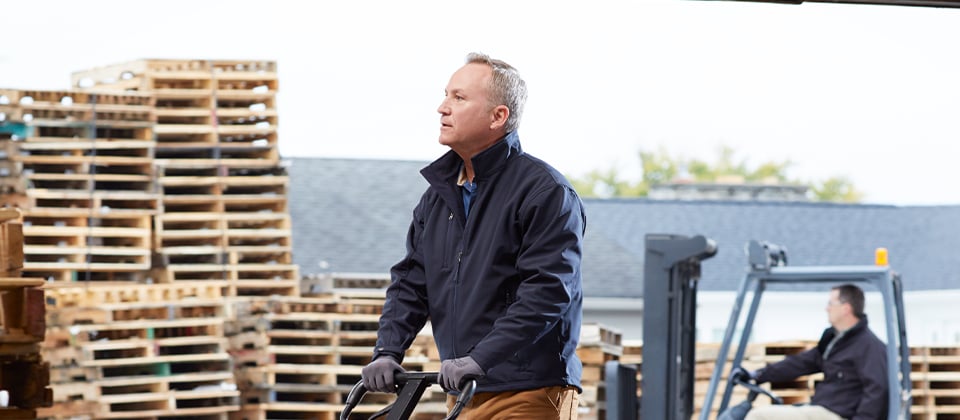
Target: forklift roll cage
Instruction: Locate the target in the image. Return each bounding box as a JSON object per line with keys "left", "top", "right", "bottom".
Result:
{"left": 699, "top": 240, "right": 911, "bottom": 420}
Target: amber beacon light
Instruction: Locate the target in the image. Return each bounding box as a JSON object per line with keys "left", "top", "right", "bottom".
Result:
{"left": 875, "top": 247, "right": 889, "bottom": 266}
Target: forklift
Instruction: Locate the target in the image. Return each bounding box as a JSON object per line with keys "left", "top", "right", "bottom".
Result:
{"left": 700, "top": 240, "right": 911, "bottom": 420}
{"left": 604, "top": 235, "right": 910, "bottom": 420}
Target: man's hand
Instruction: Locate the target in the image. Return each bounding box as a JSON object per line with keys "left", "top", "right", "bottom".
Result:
{"left": 729, "top": 366, "right": 756, "bottom": 384}
{"left": 438, "top": 356, "right": 485, "bottom": 391}
{"left": 362, "top": 355, "right": 404, "bottom": 393}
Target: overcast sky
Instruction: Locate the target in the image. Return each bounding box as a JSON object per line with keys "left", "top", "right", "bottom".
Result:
{"left": 3, "top": 1, "right": 959, "bottom": 205}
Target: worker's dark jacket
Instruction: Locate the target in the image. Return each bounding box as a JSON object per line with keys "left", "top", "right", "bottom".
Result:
{"left": 756, "top": 317, "right": 888, "bottom": 420}
{"left": 374, "top": 131, "right": 586, "bottom": 393}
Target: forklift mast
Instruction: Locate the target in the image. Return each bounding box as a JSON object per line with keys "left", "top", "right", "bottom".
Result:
{"left": 639, "top": 234, "right": 718, "bottom": 420}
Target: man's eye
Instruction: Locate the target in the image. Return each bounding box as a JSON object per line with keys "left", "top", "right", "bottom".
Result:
{"left": 455, "top": 95, "right": 465, "bottom": 101}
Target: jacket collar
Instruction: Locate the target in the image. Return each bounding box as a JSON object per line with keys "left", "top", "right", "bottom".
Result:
{"left": 843, "top": 315, "right": 868, "bottom": 335}
{"left": 421, "top": 131, "right": 522, "bottom": 187}
{"left": 820, "top": 315, "right": 869, "bottom": 353}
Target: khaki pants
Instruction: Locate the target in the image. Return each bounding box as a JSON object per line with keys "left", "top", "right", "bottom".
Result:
{"left": 745, "top": 404, "right": 845, "bottom": 420}
{"left": 445, "top": 385, "right": 579, "bottom": 419}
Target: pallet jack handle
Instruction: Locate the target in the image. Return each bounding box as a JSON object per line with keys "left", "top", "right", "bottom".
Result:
{"left": 341, "top": 372, "right": 477, "bottom": 420}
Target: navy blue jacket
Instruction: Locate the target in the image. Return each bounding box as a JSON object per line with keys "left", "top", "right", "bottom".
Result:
{"left": 756, "top": 317, "right": 888, "bottom": 420}
{"left": 374, "top": 132, "right": 586, "bottom": 393}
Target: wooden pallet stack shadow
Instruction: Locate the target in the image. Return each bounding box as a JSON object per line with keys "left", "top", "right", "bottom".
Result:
{"left": 71, "top": 60, "right": 298, "bottom": 298}
{"left": 0, "top": 208, "right": 53, "bottom": 419}
{"left": 0, "top": 88, "right": 157, "bottom": 283}
{"left": 40, "top": 281, "right": 239, "bottom": 420}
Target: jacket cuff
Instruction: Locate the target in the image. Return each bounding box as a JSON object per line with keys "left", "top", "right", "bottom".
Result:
{"left": 373, "top": 347, "right": 404, "bottom": 364}
{"left": 753, "top": 367, "right": 768, "bottom": 384}
{"left": 467, "top": 349, "right": 493, "bottom": 374}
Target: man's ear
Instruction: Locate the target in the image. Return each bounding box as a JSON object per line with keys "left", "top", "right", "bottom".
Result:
{"left": 489, "top": 105, "right": 509, "bottom": 130}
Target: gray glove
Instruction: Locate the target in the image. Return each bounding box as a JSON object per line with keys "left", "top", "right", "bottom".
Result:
{"left": 439, "top": 356, "right": 485, "bottom": 391}
{"left": 362, "top": 355, "right": 404, "bottom": 393}
{"left": 729, "top": 366, "right": 756, "bottom": 384}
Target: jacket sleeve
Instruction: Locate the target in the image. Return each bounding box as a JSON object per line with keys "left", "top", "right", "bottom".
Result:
{"left": 852, "top": 340, "right": 888, "bottom": 420}
{"left": 373, "top": 197, "right": 431, "bottom": 362}
{"left": 469, "top": 184, "right": 586, "bottom": 371}
{"left": 755, "top": 347, "right": 823, "bottom": 384}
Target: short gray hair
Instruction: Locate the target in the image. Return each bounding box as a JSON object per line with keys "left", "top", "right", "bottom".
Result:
{"left": 466, "top": 52, "right": 527, "bottom": 133}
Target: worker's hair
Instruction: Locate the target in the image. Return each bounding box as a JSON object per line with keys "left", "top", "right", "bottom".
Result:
{"left": 833, "top": 283, "right": 866, "bottom": 319}
{"left": 465, "top": 52, "right": 527, "bottom": 133}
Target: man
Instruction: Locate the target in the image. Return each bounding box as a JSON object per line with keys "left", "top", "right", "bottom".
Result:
{"left": 735, "top": 284, "right": 888, "bottom": 420}
{"left": 361, "top": 52, "right": 586, "bottom": 419}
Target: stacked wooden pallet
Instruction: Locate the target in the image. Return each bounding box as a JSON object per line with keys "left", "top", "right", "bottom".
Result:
{"left": 576, "top": 323, "right": 623, "bottom": 420}
{"left": 226, "top": 292, "right": 445, "bottom": 420}
{"left": 740, "top": 342, "right": 960, "bottom": 420}
{"left": 0, "top": 208, "right": 52, "bottom": 419}
{"left": 902, "top": 346, "right": 960, "bottom": 420}
{"left": 40, "top": 281, "right": 239, "bottom": 420}
{"left": 617, "top": 340, "right": 766, "bottom": 420}
{"left": 0, "top": 88, "right": 157, "bottom": 282}
{"left": 753, "top": 340, "right": 818, "bottom": 406}
{"left": 71, "top": 59, "right": 297, "bottom": 297}
{"left": 620, "top": 340, "right": 960, "bottom": 420}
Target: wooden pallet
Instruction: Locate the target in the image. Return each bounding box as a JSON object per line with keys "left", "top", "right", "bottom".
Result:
{"left": 0, "top": 277, "right": 46, "bottom": 345}
{"left": 227, "top": 311, "right": 380, "bottom": 336}
{"left": 22, "top": 209, "right": 152, "bottom": 271}
{"left": 0, "top": 209, "right": 25, "bottom": 276}
{"left": 577, "top": 324, "right": 623, "bottom": 420}
{"left": 158, "top": 263, "right": 299, "bottom": 297}
{"left": 301, "top": 273, "right": 392, "bottom": 296}
{"left": 15, "top": 141, "right": 155, "bottom": 193}
{"left": 230, "top": 296, "right": 385, "bottom": 318}
{"left": 0, "top": 89, "right": 153, "bottom": 108}
{"left": 158, "top": 194, "right": 287, "bottom": 214}
{"left": 72, "top": 59, "right": 276, "bottom": 88}
{"left": 0, "top": 96, "right": 154, "bottom": 132}
{"left": 93, "top": 388, "right": 239, "bottom": 419}
{"left": 26, "top": 189, "right": 158, "bottom": 213}
{"left": 44, "top": 281, "right": 225, "bottom": 308}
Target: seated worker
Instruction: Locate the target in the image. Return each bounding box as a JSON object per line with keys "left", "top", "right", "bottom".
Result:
{"left": 732, "top": 284, "right": 888, "bottom": 420}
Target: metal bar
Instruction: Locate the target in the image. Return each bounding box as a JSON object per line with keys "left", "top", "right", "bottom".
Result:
{"left": 699, "top": 273, "right": 752, "bottom": 420}
{"left": 387, "top": 373, "right": 436, "bottom": 420}
{"left": 893, "top": 273, "right": 912, "bottom": 419}
{"left": 720, "top": 277, "right": 766, "bottom": 414}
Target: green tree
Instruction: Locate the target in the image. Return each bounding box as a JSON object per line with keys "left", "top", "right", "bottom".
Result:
{"left": 569, "top": 168, "right": 644, "bottom": 198}
{"left": 569, "top": 146, "right": 861, "bottom": 203}
{"left": 811, "top": 176, "right": 863, "bottom": 202}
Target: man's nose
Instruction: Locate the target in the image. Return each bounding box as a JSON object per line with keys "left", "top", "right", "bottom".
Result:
{"left": 437, "top": 98, "right": 451, "bottom": 115}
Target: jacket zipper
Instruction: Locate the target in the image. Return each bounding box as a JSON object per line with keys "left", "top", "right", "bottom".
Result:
{"left": 452, "top": 248, "right": 462, "bottom": 356}
{"left": 452, "top": 181, "right": 473, "bottom": 357}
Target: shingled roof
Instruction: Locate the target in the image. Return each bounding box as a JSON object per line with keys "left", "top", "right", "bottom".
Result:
{"left": 288, "top": 157, "right": 960, "bottom": 299}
